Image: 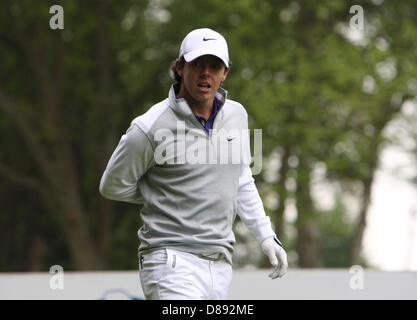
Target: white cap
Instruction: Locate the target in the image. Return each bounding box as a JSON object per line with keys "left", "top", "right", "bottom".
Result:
{"left": 179, "top": 28, "right": 229, "bottom": 68}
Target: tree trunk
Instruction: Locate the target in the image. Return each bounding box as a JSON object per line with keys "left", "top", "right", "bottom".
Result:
{"left": 94, "top": 0, "right": 116, "bottom": 264}
{"left": 273, "top": 146, "right": 291, "bottom": 243}
{"left": 3, "top": 23, "right": 103, "bottom": 270}
{"left": 57, "top": 177, "right": 102, "bottom": 270}
{"left": 28, "top": 235, "right": 47, "bottom": 271}
{"left": 349, "top": 177, "right": 374, "bottom": 266}
{"left": 348, "top": 97, "right": 406, "bottom": 266}
{"left": 295, "top": 161, "right": 321, "bottom": 268}
{"left": 297, "top": 220, "right": 321, "bottom": 267}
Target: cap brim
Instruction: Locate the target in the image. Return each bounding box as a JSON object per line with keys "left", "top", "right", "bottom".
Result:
{"left": 183, "top": 49, "right": 229, "bottom": 68}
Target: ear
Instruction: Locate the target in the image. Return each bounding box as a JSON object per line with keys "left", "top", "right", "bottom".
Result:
{"left": 222, "top": 66, "right": 231, "bottom": 82}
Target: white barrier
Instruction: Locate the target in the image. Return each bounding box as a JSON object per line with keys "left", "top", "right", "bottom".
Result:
{"left": 0, "top": 269, "right": 416, "bottom": 300}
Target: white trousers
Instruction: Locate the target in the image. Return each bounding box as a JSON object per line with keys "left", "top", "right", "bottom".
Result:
{"left": 139, "top": 248, "right": 233, "bottom": 300}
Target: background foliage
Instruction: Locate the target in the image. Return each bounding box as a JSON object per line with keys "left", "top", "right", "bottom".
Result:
{"left": 1, "top": 0, "right": 416, "bottom": 271}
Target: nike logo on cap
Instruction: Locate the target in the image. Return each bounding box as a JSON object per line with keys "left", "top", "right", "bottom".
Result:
{"left": 203, "top": 37, "right": 217, "bottom": 41}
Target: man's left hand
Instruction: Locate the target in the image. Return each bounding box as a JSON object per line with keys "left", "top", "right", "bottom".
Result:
{"left": 261, "top": 236, "right": 288, "bottom": 279}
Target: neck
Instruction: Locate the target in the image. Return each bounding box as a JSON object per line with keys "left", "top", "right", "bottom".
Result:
{"left": 190, "top": 104, "right": 213, "bottom": 120}
{"left": 178, "top": 86, "right": 214, "bottom": 120}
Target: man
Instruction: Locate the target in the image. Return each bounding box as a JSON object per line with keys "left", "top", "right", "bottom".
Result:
{"left": 99, "top": 28, "right": 287, "bottom": 300}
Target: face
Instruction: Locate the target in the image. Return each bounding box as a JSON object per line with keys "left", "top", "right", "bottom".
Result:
{"left": 176, "top": 55, "right": 230, "bottom": 107}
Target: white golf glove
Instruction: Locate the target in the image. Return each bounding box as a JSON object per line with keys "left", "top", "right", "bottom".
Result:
{"left": 261, "top": 236, "right": 288, "bottom": 279}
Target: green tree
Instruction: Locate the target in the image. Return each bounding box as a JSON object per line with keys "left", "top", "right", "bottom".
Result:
{"left": 1, "top": 0, "right": 416, "bottom": 271}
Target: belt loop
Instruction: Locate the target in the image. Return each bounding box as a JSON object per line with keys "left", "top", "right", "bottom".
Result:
{"left": 165, "top": 249, "right": 176, "bottom": 268}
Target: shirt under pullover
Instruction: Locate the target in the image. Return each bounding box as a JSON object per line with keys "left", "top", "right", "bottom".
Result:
{"left": 99, "top": 84, "right": 276, "bottom": 264}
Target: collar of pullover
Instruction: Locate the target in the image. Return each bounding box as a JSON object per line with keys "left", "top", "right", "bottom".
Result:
{"left": 168, "top": 83, "right": 228, "bottom": 118}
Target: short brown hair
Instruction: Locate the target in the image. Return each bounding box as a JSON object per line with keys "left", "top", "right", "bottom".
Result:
{"left": 170, "top": 57, "right": 185, "bottom": 83}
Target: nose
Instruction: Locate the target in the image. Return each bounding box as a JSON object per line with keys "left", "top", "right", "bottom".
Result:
{"left": 200, "top": 63, "right": 210, "bottom": 76}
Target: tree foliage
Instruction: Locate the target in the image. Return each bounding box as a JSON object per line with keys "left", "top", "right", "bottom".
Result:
{"left": 0, "top": 0, "right": 416, "bottom": 270}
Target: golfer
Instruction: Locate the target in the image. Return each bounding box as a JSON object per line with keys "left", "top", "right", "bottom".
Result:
{"left": 99, "top": 28, "right": 287, "bottom": 300}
